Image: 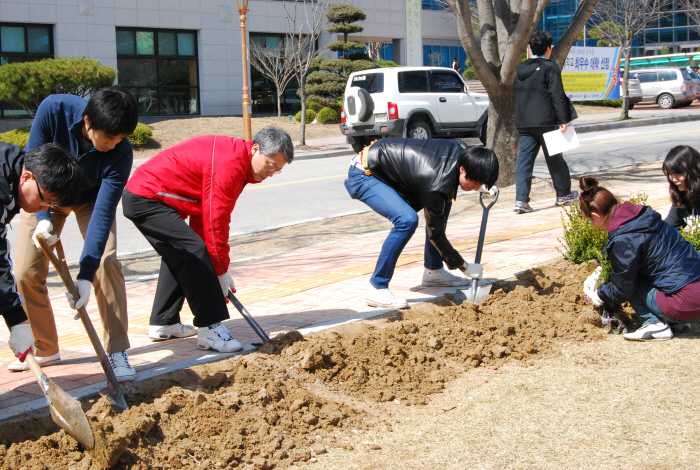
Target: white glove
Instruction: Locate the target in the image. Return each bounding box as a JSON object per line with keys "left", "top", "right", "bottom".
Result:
{"left": 9, "top": 323, "right": 34, "bottom": 361}
{"left": 583, "top": 266, "right": 602, "bottom": 293}
{"left": 461, "top": 262, "right": 483, "bottom": 279}
{"left": 66, "top": 280, "right": 92, "bottom": 311}
{"left": 32, "top": 219, "right": 59, "bottom": 249}
{"left": 218, "top": 273, "right": 235, "bottom": 297}
{"left": 479, "top": 184, "right": 498, "bottom": 197}
{"left": 584, "top": 286, "right": 604, "bottom": 307}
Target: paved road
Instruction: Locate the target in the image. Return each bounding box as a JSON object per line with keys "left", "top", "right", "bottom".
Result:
{"left": 6, "top": 122, "right": 700, "bottom": 264}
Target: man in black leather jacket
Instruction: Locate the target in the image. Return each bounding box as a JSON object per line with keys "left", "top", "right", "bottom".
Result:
{"left": 345, "top": 138, "right": 499, "bottom": 308}
{"left": 513, "top": 31, "right": 577, "bottom": 214}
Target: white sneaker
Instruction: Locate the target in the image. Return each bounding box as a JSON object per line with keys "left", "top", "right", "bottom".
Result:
{"left": 623, "top": 322, "right": 673, "bottom": 341}
{"left": 108, "top": 351, "right": 137, "bottom": 382}
{"left": 422, "top": 267, "right": 470, "bottom": 287}
{"left": 8, "top": 352, "right": 61, "bottom": 372}
{"left": 197, "top": 322, "right": 243, "bottom": 353}
{"left": 365, "top": 286, "right": 409, "bottom": 309}
{"left": 148, "top": 323, "right": 196, "bottom": 341}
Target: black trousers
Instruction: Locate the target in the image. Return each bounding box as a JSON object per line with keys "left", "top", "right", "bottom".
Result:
{"left": 122, "top": 189, "right": 229, "bottom": 327}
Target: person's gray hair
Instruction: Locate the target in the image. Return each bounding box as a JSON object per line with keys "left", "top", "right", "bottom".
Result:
{"left": 252, "top": 126, "right": 294, "bottom": 163}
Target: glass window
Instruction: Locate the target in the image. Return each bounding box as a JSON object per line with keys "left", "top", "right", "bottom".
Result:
{"left": 136, "top": 31, "right": 155, "bottom": 55}
{"left": 637, "top": 72, "right": 658, "bottom": 83}
{"left": 676, "top": 12, "right": 688, "bottom": 27}
{"left": 1, "top": 26, "right": 25, "bottom": 53}
{"left": 658, "top": 70, "right": 677, "bottom": 81}
{"left": 399, "top": 71, "right": 429, "bottom": 93}
{"left": 116, "top": 28, "right": 199, "bottom": 115}
{"left": 690, "top": 29, "right": 700, "bottom": 41}
{"left": 431, "top": 71, "right": 464, "bottom": 92}
{"left": 676, "top": 29, "right": 688, "bottom": 42}
{"left": 660, "top": 13, "right": 673, "bottom": 28}
{"left": 646, "top": 30, "right": 659, "bottom": 43}
{"left": 27, "top": 26, "right": 50, "bottom": 54}
{"left": 159, "top": 32, "right": 177, "bottom": 55}
{"left": 177, "top": 33, "right": 195, "bottom": 56}
{"left": 660, "top": 29, "right": 673, "bottom": 43}
{"left": 350, "top": 73, "right": 384, "bottom": 93}
{"left": 116, "top": 30, "right": 135, "bottom": 55}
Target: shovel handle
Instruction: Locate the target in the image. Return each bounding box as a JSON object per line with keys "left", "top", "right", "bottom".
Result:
{"left": 25, "top": 352, "right": 50, "bottom": 395}
{"left": 474, "top": 189, "right": 500, "bottom": 264}
{"left": 36, "top": 236, "right": 125, "bottom": 402}
{"left": 227, "top": 291, "right": 270, "bottom": 343}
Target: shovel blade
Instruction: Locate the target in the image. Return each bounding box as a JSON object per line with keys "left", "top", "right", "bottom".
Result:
{"left": 47, "top": 380, "right": 95, "bottom": 449}
{"left": 451, "top": 283, "right": 493, "bottom": 305}
{"left": 99, "top": 384, "right": 129, "bottom": 414}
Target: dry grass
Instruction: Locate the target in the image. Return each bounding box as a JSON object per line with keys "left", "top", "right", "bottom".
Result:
{"left": 574, "top": 104, "right": 622, "bottom": 115}
{"left": 134, "top": 116, "right": 341, "bottom": 160}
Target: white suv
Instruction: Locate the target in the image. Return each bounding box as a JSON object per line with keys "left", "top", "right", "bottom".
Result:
{"left": 339, "top": 66, "right": 489, "bottom": 153}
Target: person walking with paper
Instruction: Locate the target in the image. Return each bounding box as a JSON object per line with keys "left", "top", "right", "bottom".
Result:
{"left": 513, "top": 31, "right": 578, "bottom": 214}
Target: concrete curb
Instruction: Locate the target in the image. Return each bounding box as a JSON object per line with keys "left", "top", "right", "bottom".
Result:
{"left": 294, "top": 148, "right": 354, "bottom": 160}
{"left": 569, "top": 113, "right": 700, "bottom": 134}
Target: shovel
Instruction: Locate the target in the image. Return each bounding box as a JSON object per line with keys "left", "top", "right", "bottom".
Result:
{"left": 36, "top": 235, "right": 129, "bottom": 414}
{"left": 461, "top": 188, "right": 500, "bottom": 303}
{"left": 227, "top": 290, "right": 270, "bottom": 346}
{"left": 24, "top": 351, "right": 95, "bottom": 448}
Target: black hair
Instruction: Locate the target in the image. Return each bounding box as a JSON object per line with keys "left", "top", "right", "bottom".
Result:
{"left": 23, "top": 143, "right": 83, "bottom": 207}
{"left": 458, "top": 146, "right": 499, "bottom": 189}
{"left": 529, "top": 31, "right": 553, "bottom": 57}
{"left": 662, "top": 145, "right": 700, "bottom": 210}
{"left": 82, "top": 87, "right": 139, "bottom": 137}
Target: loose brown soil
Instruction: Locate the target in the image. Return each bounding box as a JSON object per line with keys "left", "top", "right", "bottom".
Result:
{"left": 0, "top": 259, "right": 622, "bottom": 470}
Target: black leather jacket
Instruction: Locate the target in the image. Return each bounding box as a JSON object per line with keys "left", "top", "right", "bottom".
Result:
{"left": 366, "top": 138, "right": 467, "bottom": 269}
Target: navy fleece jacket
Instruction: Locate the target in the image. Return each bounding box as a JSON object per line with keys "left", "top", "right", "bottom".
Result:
{"left": 25, "top": 95, "right": 133, "bottom": 281}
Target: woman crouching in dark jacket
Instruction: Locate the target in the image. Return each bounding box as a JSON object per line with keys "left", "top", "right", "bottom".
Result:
{"left": 580, "top": 176, "right": 700, "bottom": 341}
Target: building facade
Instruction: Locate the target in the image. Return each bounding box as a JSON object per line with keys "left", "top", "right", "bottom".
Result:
{"left": 0, "top": 0, "right": 466, "bottom": 124}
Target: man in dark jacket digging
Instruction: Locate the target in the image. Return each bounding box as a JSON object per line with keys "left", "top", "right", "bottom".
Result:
{"left": 513, "top": 31, "right": 578, "bottom": 214}
{"left": 344, "top": 138, "right": 499, "bottom": 309}
{"left": 0, "top": 142, "right": 82, "bottom": 364}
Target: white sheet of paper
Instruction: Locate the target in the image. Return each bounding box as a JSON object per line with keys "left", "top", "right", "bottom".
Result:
{"left": 542, "top": 126, "right": 580, "bottom": 155}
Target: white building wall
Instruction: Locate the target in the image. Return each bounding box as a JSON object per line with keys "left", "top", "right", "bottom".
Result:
{"left": 1, "top": 0, "right": 466, "bottom": 117}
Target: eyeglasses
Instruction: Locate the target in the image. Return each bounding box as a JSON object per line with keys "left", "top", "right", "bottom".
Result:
{"left": 34, "top": 179, "right": 54, "bottom": 208}
{"left": 264, "top": 156, "right": 282, "bottom": 174}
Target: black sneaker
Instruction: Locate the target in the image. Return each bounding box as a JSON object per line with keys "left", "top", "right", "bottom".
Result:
{"left": 556, "top": 191, "right": 579, "bottom": 206}
{"left": 514, "top": 201, "right": 534, "bottom": 213}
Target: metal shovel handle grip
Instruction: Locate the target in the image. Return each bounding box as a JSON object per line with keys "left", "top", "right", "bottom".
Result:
{"left": 36, "top": 235, "right": 127, "bottom": 412}
{"left": 227, "top": 291, "right": 270, "bottom": 343}
{"left": 475, "top": 188, "right": 500, "bottom": 264}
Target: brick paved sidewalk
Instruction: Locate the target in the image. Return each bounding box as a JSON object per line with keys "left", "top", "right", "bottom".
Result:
{"left": 0, "top": 175, "right": 673, "bottom": 420}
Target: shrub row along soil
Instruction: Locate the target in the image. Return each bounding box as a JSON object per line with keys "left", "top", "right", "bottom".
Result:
{"left": 0, "top": 260, "right": 615, "bottom": 470}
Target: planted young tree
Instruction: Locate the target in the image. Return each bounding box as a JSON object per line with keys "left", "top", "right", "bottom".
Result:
{"left": 365, "top": 41, "right": 388, "bottom": 60}
{"left": 443, "top": 0, "right": 599, "bottom": 184}
{"left": 249, "top": 40, "right": 296, "bottom": 117}
{"left": 591, "top": 0, "right": 672, "bottom": 119}
{"left": 0, "top": 57, "right": 115, "bottom": 117}
{"left": 306, "top": 4, "right": 375, "bottom": 111}
{"left": 284, "top": 0, "right": 329, "bottom": 145}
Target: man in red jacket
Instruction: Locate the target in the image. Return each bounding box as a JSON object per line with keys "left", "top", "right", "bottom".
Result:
{"left": 123, "top": 127, "right": 293, "bottom": 352}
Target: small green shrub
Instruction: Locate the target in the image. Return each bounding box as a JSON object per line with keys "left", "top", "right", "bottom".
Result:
{"left": 573, "top": 99, "right": 623, "bottom": 108}
{"left": 295, "top": 109, "right": 317, "bottom": 123}
{"left": 680, "top": 215, "right": 700, "bottom": 252}
{"left": 0, "top": 127, "right": 30, "bottom": 149}
{"left": 128, "top": 122, "right": 153, "bottom": 147}
{"left": 316, "top": 107, "right": 340, "bottom": 124}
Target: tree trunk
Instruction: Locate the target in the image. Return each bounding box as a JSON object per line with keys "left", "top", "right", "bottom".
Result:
{"left": 277, "top": 89, "right": 283, "bottom": 118}
{"left": 299, "top": 74, "right": 307, "bottom": 145}
{"left": 487, "top": 89, "right": 519, "bottom": 187}
{"left": 620, "top": 47, "right": 632, "bottom": 120}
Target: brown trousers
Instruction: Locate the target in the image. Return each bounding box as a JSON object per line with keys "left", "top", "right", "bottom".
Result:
{"left": 15, "top": 205, "right": 129, "bottom": 356}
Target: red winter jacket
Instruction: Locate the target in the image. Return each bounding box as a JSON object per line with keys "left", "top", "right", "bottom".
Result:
{"left": 125, "top": 135, "right": 259, "bottom": 275}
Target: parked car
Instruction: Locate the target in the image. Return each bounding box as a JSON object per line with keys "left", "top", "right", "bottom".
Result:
{"left": 339, "top": 66, "right": 489, "bottom": 153}
{"left": 685, "top": 67, "right": 700, "bottom": 103}
{"left": 629, "top": 67, "right": 696, "bottom": 109}
{"left": 618, "top": 70, "right": 643, "bottom": 108}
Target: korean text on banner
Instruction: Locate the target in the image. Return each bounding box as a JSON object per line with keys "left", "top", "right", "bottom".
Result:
{"left": 562, "top": 47, "right": 622, "bottom": 101}
{"left": 405, "top": 0, "right": 422, "bottom": 66}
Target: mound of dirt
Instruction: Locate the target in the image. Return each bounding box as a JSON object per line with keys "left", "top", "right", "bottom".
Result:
{"left": 0, "top": 260, "right": 618, "bottom": 470}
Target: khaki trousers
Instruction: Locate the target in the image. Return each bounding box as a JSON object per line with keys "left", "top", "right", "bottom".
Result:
{"left": 15, "top": 205, "right": 129, "bottom": 356}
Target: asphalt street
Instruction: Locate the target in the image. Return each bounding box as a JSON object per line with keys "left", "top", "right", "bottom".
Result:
{"left": 6, "top": 121, "right": 700, "bottom": 265}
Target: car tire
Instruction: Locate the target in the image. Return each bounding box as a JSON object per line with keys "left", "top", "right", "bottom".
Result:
{"left": 479, "top": 118, "right": 488, "bottom": 145}
{"left": 407, "top": 120, "right": 432, "bottom": 139}
{"left": 350, "top": 138, "right": 368, "bottom": 153}
{"left": 357, "top": 88, "right": 374, "bottom": 122}
{"left": 657, "top": 93, "right": 675, "bottom": 109}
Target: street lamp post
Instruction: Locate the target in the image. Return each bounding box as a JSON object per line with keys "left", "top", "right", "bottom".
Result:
{"left": 236, "top": 0, "right": 252, "bottom": 140}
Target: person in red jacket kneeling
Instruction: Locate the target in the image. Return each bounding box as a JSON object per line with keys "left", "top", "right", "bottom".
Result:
{"left": 123, "top": 127, "right": 293, "bottom": 352}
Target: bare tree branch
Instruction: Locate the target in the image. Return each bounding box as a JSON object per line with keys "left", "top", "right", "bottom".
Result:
{"left": 550, "top": 0, "right": 600, "bottom": 68}
{"left": 249, "top": 41, "right": 296, "bottom": 117}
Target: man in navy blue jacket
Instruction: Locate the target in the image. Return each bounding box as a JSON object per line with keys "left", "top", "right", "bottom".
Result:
{"left": 0, "top": 142, "right": 81, "bottom": 365}
{"left": 8, "top": 89, "right": 141, "bottom": 382}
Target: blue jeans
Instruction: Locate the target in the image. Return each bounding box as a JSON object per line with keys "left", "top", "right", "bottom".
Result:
{"left": 628, "top": 279, "right": 680, "bottom": 326}
{"left": 345, "top": 166, "right": 449, "bottom": 289}
{"left": 515, "top": 128, "right": 572, "bottom": 202}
